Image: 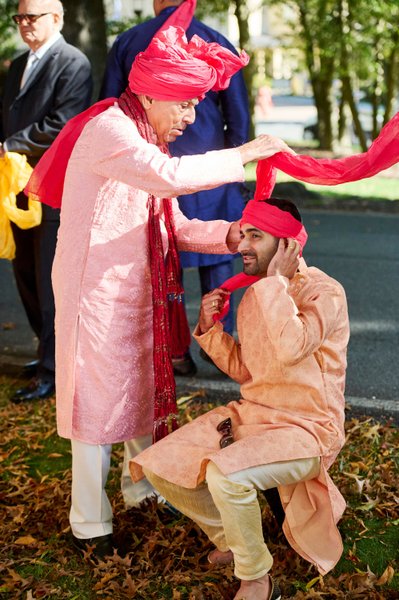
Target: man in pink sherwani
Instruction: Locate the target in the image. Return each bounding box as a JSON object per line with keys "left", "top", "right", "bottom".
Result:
{"left": 131, "top": 198, "right": 350, "bottom": 600}
{"left": 26, "top": 3, "right": 293, "bottom": 558}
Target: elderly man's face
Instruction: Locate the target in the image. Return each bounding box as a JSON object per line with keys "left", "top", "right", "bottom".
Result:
{"left": 238, "top": 223, "right": 279, "bottom": 277}
{"left": 144, "top": 97, "right": 198, "bottom": 144}
{"left": 16, "top": 0, "right": 61, "bottom": 51}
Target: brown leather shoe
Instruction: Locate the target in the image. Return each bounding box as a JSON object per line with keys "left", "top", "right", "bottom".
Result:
{"left": 207, "top": 548, "right": 234, "bottom": 565}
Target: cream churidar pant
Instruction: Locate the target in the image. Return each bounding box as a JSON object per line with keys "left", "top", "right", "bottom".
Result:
{"left": 144, "top": 456, "right": 320, "bottom": 580}
{"left": 70, "top": 435, "right": 155, "bottom": 539}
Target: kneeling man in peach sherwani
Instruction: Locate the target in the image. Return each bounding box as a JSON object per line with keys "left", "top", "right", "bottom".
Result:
{"left": 131, "top": 197, "right": 350, "bottom": 600}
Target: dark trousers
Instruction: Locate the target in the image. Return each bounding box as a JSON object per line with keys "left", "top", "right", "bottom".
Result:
{"left": 10, "top": 195, "right": 59, "bottom": 379}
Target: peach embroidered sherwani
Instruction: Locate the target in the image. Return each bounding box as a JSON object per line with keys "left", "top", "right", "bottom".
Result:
{"left": 52, "top": 105, "right": 245, "bottom": 445}
{"left": 131, "top": 262, "right": 350, "bottom": 574}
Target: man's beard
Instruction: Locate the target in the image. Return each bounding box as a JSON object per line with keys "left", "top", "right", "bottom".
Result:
{"left": 242, "top": 257, "right": 259, "bottom": 275}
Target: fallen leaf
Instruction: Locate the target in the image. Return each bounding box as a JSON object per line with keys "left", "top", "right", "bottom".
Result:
{"left": 375, "top": 565, "right": 395, "bottom": 586}
{"left": 14, "top": 535, "right": 37, "bottom": 545}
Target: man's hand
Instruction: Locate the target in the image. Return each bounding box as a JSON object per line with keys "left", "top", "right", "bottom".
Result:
{"left": 267, "top": 238, "right": 300, "bottom": 279}
{"left": 226, "top": 220, "right": 240, "bottom": 252}
{"left": 237, "top": 134, "right": 295, "bottom": 165}
{"left": 198, "top": 288, "right": 230, "bottom": 334}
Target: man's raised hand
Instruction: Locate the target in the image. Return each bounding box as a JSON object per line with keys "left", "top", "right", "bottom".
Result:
{"left": 267, "top": 238, "right": 300, "bottom": 279}
{"left": 198, "top": 288, "right": 230, "bottom": 334}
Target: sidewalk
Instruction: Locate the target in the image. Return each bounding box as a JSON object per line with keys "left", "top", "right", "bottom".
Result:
{"left": 1, "top": 346, "right": 397, "bottom": 425}
{"left": 175, "top": 373, "right": 399, "bottom": 425}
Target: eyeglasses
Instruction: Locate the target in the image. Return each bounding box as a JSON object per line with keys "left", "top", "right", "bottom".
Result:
{"left": 217, "top": 417, "right": 234, "bottom": 449}
{"left": 12, "top": 13, "right": 52, "bottom": 25}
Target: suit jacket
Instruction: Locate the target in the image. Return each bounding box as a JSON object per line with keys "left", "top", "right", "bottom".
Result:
{"left": 100, "top": 9, "right": 250, "bottom": 267}
{"left": 1, "top": 36, "right": 93, "bottom": 168}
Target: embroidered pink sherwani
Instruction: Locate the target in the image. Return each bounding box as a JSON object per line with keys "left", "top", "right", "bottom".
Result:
{"left": 52, "top": 105, "right": 245, "bottom": 445}
{"left": 131, "top": 262, "right": 350, "bottom": 574}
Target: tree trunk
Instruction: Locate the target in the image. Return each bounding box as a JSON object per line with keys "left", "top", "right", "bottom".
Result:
{"left": 341, "top": 75, "right": 367, "bottom": 151}
{"left": 337, "top": 0, "right": 367, "bottom": 151}
{"left": 312, "top": 71, "right": 335, "bottom": 149}
{"left": 383, "top": 29, "right": 399, "bottom": 125}
{"left": 298, "top": 4, "right": 335, "bottom": 149}
{"left": 62, "top": 0, "right": 108, "bottom": 100}
{"left": 233, "top": 0, "right": 256, "bottom": 139}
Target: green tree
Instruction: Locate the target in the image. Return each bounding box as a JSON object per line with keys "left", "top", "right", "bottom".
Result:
{"left": 267, "top": 0, "right": 341, "bottom": 149}
{"left": 268, "top": 0, "right": 399, "bottom": 149}
{"left": 62, "top": 0, "right": 108, "bottom": 99}
{"left": 0, "top": 1, "right": 18, "bottom": 98}
{"left": 333, "top": 0, "right": 399, "bottom": 148}
{"left": 196, "top": 0, "right": 256, "bottom": 137}
{"left": 0, "top": 1, "right": 18, "bottom": 58}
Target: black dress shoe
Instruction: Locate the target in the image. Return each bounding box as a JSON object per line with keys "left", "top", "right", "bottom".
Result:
{"left": 10, "top": 378, "right": 55, "bottom": 404}
{"left": 172, "top": 352, "right": 197, "bottom": 377}
{"left": 72, "top": 533, "right": 115, "bottom": 560}
{"left": 21, "top": 359, "right": 39, "bottom": 378}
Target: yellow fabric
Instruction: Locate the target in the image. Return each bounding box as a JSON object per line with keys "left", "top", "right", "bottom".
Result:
{"left": 0, "top": 152, "right": 42, "bottom": 260}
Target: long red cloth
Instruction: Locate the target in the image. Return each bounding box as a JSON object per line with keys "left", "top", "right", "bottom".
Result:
{"left": 118, "top": 89, "right": 188, "bottom": 441}
{"left": 255, "top": 111, "right": 399, "bottom": 199}
{"left": 26, "top": 99, "right": 116, "bottom": 208}
{"left": 215, "top": 112, "right": 399, "bottom": 320}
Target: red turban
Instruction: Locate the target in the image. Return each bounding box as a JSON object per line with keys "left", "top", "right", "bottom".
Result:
{"left": 128, "top": 0, "right": 249, "bottom": 101}
{"left": 25, "top": 0, "right": 249, "bottom": 209}
{"left": 241, "top": 200, "right": 308, "bottom": 251}
{"left": 129, "top": 26, "right": 249, "bottom": 101}
{"left": 215, "top": 201, "right": 307, "bottom": 321}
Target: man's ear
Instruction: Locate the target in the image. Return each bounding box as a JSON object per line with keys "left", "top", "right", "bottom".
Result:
{"left": 140, "top": 95, "right": 154, "bottom": 110}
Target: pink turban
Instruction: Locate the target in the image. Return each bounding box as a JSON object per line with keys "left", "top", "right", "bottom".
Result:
{"left": 215, "top": 200, "right": 307, "bottom": 321}
{"left": 26, "top": 0, "right": 249, "bottom": 209}
{"left": 241, "top": 200, "right": 308, "bottom": 251}
{"left": 129, "top": 26, "right": 249, "bottom": 101}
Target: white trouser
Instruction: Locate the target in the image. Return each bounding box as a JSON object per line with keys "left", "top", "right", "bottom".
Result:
{"left": 70, "top": 435, "right": 156, "bottom": 539}
{"left": 144, "top": 456, "right": 320, "bottom": 580}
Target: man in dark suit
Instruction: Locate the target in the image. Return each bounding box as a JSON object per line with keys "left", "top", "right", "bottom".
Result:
{"left": 0, "top": 0, "right": 93, "bottom": 403}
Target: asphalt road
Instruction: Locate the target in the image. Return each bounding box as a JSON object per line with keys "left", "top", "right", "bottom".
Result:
{"left": 1, "top": 209, "right": 398, "bottom": 407}
{"left": 182, "top": 209, "right": 399, "bottom": 403}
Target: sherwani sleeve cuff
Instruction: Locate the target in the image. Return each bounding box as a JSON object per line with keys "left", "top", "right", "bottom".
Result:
{"left": 193, "top": 322, "right": 251, "bottom": 384}
{"left": 193, "top": 321, "right": 224, "bottom": 346}
{"left": 172, "top": 211, "right": 233, "bottom": 254}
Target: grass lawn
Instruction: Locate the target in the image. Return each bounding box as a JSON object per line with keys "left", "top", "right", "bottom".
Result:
{"left": 0, "top": 375, "right": 398, "bottom": 599}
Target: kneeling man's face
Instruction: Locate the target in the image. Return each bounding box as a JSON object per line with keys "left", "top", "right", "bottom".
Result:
{"left": 143, "top": 97, "right": 199, "bottom": 144}
{"left": 238, "top": 223, "right": 279, "bottom": 277}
